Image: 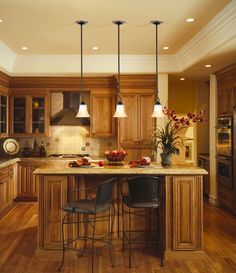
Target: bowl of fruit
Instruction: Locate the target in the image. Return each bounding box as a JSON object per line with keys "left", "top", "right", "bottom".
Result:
{"left": 104, "top": 150, "right": 127, "bottom": 165}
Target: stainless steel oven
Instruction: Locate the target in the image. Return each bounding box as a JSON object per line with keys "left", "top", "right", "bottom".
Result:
{"left": 216, "top": 116, "right": 232, "bottom": 157}
{"left": 217, "top": 155, "right": 233, "bottom": 190}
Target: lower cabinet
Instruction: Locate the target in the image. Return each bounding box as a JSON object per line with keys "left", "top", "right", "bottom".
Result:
{"left": 38, "top": 175, "right": 77, "bottom": 249}
{"left": 165, "top": 175, "right": 203, "bottom": 250}
{"left": 16, "top": 161, "right": 44, "bottom": 201}
{"left": 0, "top": 165, "right": 17, "bottom": 214}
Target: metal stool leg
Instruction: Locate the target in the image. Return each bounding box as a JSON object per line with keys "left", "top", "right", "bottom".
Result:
{"left": 108, "top": 205, "right": 115, "bottom": 267}
{"left": 122, "top": 200, "right": 125, "bottom": 251}
{"left": 128, "top": 207, "right": 132, "bottom": 268}
{"left": 77, "top": 214, "right": 88, "bottom": 257}
{"left": 91, "top": 214, "right": 97, "bottom": 273}
{"left": 57, "top": 213, "right": 68, "bottom": 271}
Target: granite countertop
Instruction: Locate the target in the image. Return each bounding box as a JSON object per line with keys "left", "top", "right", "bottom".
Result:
{"left": 0, "top": 157, "right": 208, "bottom": 175}
{"left": 33, "top": 161, "right": 208, "bottom": 175}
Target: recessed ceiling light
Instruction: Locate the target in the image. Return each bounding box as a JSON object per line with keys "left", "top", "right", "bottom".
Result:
{"left": 0, "top": 19, "right": 2, "bottom": 23}
{"left": 180, "top": 77, "right": 185, "bottom": 81}
{"left": 205, "top": 64, "right": 212, "bottom": 68}
{"left": 92, "top": 46, "right": 99, "bottom": 50}
{"left": 186, "top": 18, "right": 195, "bottom": 23}
{"left": 163, "top": 46, "right": 169, "bottom": 50}
{"left": 21, "top": 46, "right": 28, "bottom": 50}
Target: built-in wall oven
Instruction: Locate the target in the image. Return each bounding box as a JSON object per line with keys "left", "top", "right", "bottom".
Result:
{"left": 216, "top": 116, "right": 232, "bottom": 157}
{"left": 217, "top": 155, "right": 233, "bottom": 190}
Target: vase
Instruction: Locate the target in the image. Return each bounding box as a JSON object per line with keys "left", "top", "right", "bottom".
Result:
{"left": 160, "top": 152, "right": 172, "bottom": 166}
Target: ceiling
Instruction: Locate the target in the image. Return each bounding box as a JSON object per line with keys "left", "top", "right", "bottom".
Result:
{"left": 0, "top": 0, "right": 235, "bottom": 79}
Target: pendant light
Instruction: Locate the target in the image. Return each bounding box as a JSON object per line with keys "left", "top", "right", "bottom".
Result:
{"left": 113, "top": 20, "right": 127, "bottom": 118}
{"left": 75, "top": 20, "right": 90, "bottom": 118}
{"left": 151, "top": 20, "right": 163, "bottom": 118}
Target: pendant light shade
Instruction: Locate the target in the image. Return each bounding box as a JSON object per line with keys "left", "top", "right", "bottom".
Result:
{"left": 75, "top": 20, "right": 90, "bottom": 118}
{"left": 151, "top": 20, "right": 163, "bottom": 118}
{"left": 113, "top": 20, "right": 127, "bottom": 118}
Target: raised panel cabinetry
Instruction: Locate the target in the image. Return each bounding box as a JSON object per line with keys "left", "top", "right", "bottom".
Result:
{"left": 119, "top": 91, "right": 154, "bottom": 160}
{"left": 9, "top": 93, "right": 50, "bottom": 137}
{"left": 16, "top": 161, "right": 44, "bottom": 201}
{"left": 0, "top": 165, "right": 16, "bottom": 214}
{"left": 218, "top": 87, "right": 236, "bottom": 115}
{"left": 169, "top": 176, "right": 203, "bottom": 250}
{"left": 90, "top": 90, "right": 116, "bottom": 137}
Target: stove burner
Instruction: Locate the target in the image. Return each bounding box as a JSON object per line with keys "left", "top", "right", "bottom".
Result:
{"left": 50, "top": 153, "right": 90, "bottom": 158}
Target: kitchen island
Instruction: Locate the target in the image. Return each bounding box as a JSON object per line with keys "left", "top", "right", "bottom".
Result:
{"left": 34, "top": 161, "right": 207, "bottom": 252}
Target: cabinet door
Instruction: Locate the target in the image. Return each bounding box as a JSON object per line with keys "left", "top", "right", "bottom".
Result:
{"left": 172, "top": 176, "right": 203, "bottom": 250}
{"left": 218, "top": 88, "right": 235, "bottom": 115}
{"left": 30, "top": 162, "right": 43, "bottom": 197}
{"left": 91, "top": 92, "right": 115, "bottom": 137}
{"left": 30, "top": 95, "right": 49, "bottom": 136}
{"left": 17, "top": 163, "right": 31, "bottom": 198}
{"left": 139, "top": 94, "right": 155, "bottom": 141}
{"left": 10, "top": 96, "right": 27, "bottom": 135}
{"left": 0, "top": 94, "right": 8, "bottom": 136}
{"left": 119, "top": 94, "right": 139, "bottom": 144}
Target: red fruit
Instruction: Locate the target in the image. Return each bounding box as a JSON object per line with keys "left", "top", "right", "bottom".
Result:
{"left": 98, "top": 161, "right": 104, "bottom": 167}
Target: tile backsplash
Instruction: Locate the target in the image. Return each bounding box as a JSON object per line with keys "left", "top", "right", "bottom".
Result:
{"left": 17, "top": 127, "right": 117, "bottom": 157}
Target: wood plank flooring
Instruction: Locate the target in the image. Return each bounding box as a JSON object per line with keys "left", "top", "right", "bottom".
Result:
{"left": 0, "top": 202, "right": 236, "bottom": 273}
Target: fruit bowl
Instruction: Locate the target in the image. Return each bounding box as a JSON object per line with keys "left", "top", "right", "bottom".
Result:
{"left": 104, "top": 150, "right": 127, "bottom": 165}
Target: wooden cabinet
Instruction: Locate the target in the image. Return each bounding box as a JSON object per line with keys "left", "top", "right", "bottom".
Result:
{"left": 38, "top": 175, "right": 77, "bottom": 249}
{"left": 218, "top": 87, "right": 236, "bottom": 115}
{"left": 0, "top": 165, "right": 16, "bottom": 214}
{"left": 90, "top": 90, "right": 116, "bottom": 137}
{"left": 9, "top": 93, "right": 50, "bottom": 137}
{"left": 118, "top": 91, "right": 154, "bottom": 160}
{"left": 0, "top": 92, "right": 8, "bottom": 137}
{"left": 165, "top": 175, "right": 203, "bottom": 250}
{"left": 16, "top": 161, "right": 44, "bottom": 201}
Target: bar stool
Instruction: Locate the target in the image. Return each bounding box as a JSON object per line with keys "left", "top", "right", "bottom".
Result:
{"left": 57, "top": 177, "right": 117, "bottom": 273}
{"left": 121, "top": 175, "right": 164, "bottom": 267}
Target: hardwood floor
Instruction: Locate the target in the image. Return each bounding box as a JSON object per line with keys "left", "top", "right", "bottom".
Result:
{"left": 0, "top": 202, "right": 236, "bottom": 273}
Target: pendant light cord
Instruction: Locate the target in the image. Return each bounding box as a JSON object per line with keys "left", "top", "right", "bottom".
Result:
{"left": 76, "top": 20, "right": 88, "bottom": 103}
{"left": 113, "top": 21, "right": 125, "bottom": 102}
{"left": 155, "top": 23, "right": 158, "bottom": 103}
{"left": 80, "top": 22, "right": 84, "bottom": 102}
{"left": 118, "top": 22, "right": 121, "bottom": 101}
{"left": 151, "top": 20, "right": 162, "bottom": 103}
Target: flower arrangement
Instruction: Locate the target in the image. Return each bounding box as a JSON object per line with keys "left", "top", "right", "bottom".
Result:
{"left": 149, "top": 107, "right": 206, "bottom": 165}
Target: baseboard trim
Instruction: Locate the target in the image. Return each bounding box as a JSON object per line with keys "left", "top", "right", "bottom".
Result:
{"left": 208, "top": 194, "right": 219, "bottom": 206}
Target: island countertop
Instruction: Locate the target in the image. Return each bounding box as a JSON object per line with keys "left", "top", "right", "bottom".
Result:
{"left": 33, "top": 161, "right": 207, "bottom": 175}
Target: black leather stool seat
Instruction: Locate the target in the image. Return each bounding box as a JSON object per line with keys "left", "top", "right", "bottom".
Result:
{"left": 62, "top": 200, "right": 109, "bottom": 214}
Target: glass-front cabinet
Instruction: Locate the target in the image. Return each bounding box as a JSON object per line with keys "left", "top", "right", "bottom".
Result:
{"left": 13, "top": 97, "right": 26, "bottom": 134}
{"left": 32, "top": 97, "right": 45, "bottom": 134}
{"left": 10, "top": 93, "right": 49, "bottom": 137}
{"left": 0, "top": 93, "right": 8, "bottom": 137}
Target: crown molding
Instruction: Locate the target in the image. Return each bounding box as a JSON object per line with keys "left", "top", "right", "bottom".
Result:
{"left": 176, "top": 0, "right": 236, "bottom": 71}
{"left": 0, "top": 2, "right": 235, "bottom": 76}
{"left": 0, "top": 41, "right": 16, "bottom": 73}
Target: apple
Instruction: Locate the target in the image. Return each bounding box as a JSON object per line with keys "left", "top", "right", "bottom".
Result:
{"left": 98, "top": 160, "right": 104, "bottom": 167}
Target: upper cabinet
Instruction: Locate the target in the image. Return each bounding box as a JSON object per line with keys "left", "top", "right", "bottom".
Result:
{"left": 9, "top": 92, "right": 50, "bottom": 137}
{"left": 0, "top": 92, "right": 8, "bottom": 137}
{"left": 119, "top": 91, "right": 155, "bottom": 145}
{"left": 0, "top": 72, "right": 10, "bottom": 138}
{"left": 217, "top": 87, "right": 236, "bottom": 115}
{"left": 90, "top": 90, "right": 116, "bottom": 137}
{"left": 216, "top": 64, "right": 236, "bottom": 116}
